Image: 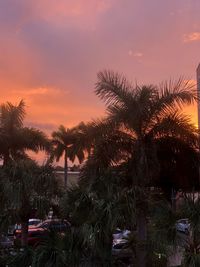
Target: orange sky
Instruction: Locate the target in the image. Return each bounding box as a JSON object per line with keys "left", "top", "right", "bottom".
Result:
{"left": 0, "top": 0, "right": 199, "bottom": 134}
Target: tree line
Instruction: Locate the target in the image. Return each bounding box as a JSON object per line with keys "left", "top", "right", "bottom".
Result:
{"left": 0, "top": 71, "right": 199, "bottom": 266}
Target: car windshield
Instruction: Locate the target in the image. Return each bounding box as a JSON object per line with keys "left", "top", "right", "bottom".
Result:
{"left": 29, "top": 220, "right": 40, "bottom": 226}
{"left": 177, "top": 219, "right": 189, "bottom": 224}
{"left": 35, "top": 222, "right": 49, "bottom": 228}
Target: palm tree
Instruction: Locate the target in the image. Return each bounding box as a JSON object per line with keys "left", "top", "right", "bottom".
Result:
{"left": 148, "top": 198, "right": 181, "bottom": 266}
{"left": 51, "top": 123, "right": 88, "bottom": 188}
{"left": 61, "top": 167, "right": 136, "bottom": 266}
{"left": 94, "top": 70, "right": 198, "bottom": 267}
{"left": 149, "top": 195, "right": 200, "bottom": 267}
{"left": 0, "top": 100, "right": 49, "bottom": 165}
{"left": 32, "top": 231, "right": 67, "bottom": 267}
{"left": 0, "top": 159, "right": 59, "bottom": 247}
{"left": 156, "top": 136, "right": 200, "bottom": 203}
{"left": 180, "top": 196, "right": 200, "bottom": 267}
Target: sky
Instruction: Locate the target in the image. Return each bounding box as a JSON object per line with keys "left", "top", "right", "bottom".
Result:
{"left": 0, "top": 0, "right": 200, "bottom": 135}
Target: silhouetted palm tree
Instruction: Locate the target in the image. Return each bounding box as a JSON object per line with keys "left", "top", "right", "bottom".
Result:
{"left": 51, "top": 123, "right": 88, "bottom": 187}
{"left": 0, "top": 100, "right": 49, "bottom": 165}
{"left": 94, "top": 70, "right": 198, "bottom": 267}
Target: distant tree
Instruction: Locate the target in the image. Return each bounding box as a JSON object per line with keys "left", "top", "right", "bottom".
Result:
{"left": 51, "top": 122, "right": 88, "bottom": 188}
{"left": 0, "top": 100, "right": 49, "bottom": 165}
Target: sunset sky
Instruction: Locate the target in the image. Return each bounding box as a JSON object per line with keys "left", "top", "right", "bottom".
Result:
{"left": 1, "top": 0, "right": 200, "bottom": 134}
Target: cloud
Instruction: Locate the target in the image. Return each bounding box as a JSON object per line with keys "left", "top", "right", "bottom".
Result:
{"left": 26, "top": 121, "right": 57, "bottom": 132}
{"left": 12, "top": 87, "right": 67, "bottom": 97}
{"left": 183, "top": 32, "right": 200, "bottom": 43}
{"left": 16, "top": 0, "right": 114, "bottom": 31}
{"left": 133, "top": 52, "right": 143, "bottom": 57}
{"left": 0, "top": 0, "right": 199, "bottom": 135}
{"left": 0, "top": 0, "right": 114, "bottom": 32}
{"left": 128, "top": 50, "right": 143, "bottom": 57}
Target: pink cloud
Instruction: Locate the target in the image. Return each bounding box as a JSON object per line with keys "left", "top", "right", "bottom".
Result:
{"left": 27, "top": 0, "right": 114, "bottom": 30}
{"left": 183, "top": 32, "right": 200, "bottom": 43}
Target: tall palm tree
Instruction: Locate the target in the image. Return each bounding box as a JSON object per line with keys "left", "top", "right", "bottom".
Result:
{"left": 94, "top": 70, "right": 198, "bottom": 267}
{"left": 51, "top": 123, "right": 88, "bottom": 188}
{"left": 0, "top": 100, "right": 49, "bottom": 165}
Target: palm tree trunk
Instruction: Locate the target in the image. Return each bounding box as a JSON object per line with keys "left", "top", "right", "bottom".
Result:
{"left": 136, "top": 209, "right": 147, "bottom": 267}
{"left": 135, "top": 144, "right": 148, "bottom": 267}
{"left": 21, "top": 221, "right": 29, "bottom": 247}
{"left": 64, "top": 152, "right": 68, "bottom": 188}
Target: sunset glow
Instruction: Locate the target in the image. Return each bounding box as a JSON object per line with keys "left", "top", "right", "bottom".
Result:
{"left": 0, "top": 0, "right": 199, "bottom": 132}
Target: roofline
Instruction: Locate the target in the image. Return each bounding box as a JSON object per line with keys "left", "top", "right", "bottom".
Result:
{"left": 55, "top": 171, "right": 80, "bottom": 174}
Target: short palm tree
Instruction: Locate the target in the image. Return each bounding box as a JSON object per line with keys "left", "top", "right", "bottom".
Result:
{"left": 0, "top": 100, "right": 49, "bottom": 165}
{"left": 180, "top": 196, "right": 200, "bottom": 267}
{"left": 0, "top": 159, "right": 59, "bottom": 247}
{"left": 51, "top": 123, "right": 88, "bottom": 188}
{"left": 61, "top": 168, "right": 136, "bottom": 266}
{"left": 149, "top": 195, "right": 200, "bottom": 267}
{"left": 32, "top": 231, "right": 67, "bottom": 267}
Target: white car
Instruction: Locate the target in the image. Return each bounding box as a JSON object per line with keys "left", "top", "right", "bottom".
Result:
{"left": 176, "top": 219, "right": 190, "bottom": 234}
{"left": 113, "top": 229, "right": 130, "bottom": 240}
{"left": 112, "top": 229, "right": 131, "bottom": 256}
{"left": 28, "top": 218, "right": 41, "bottom": 227}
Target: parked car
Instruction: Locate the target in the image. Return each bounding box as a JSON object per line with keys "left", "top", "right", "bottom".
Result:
{"left": 8, "top": 219, "right": 41, "bottom": 236}
{"left": 176, "top": 219, "right": 190, "bottom": 234}
{"left": 113, "top": 229, "right": 130, "bottom": 240}
{"left": 112, "top": 229, "right": 131, "bottom": 258}
{"left": 28, "top": 218, "right": 41, "bottom": 227}
{"left": 14, "top": 219, "right": 70, "bottom": 247}
{"left": 34, "top": 219, "right": 70, "bottom": 231}
{"left": 0, "top": 234, "right": 13, "bottom": 248}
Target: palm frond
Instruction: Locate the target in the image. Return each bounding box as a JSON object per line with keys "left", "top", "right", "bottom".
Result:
{"left": 158, "top": 78, "right": 197, "bottom": 112}
{"left": 148, "top": 111, "right": 198, "bottom": 146}
{"left": 19, "top": 127, "right": 50, "bottom": 152}
{"left": 95, "top": 70, "right": 134, "bottom": 106}
{"left": 0, "top": 99, "right": 26, "bottom": 130}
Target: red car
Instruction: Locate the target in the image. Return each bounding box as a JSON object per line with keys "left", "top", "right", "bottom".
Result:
{"left": 14, "top": 219, "right": 70, "bottom": 247}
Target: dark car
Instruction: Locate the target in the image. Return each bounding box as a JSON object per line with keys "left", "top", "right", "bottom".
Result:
{"left": 35, "top": 219, "right": 70, "bottom": 232}
{"left": 8, "top": 219, "right": 41, "bottom": 236}
{"left": 14, "top": 219, "right": 70, "bottom": 247}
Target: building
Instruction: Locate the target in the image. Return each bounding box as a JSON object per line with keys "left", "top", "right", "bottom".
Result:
{"left": 55, "top": 171, "right": 80, "bottom": 187}
{"left": 197, "top": 64, "right": 200, "bottom": 128}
